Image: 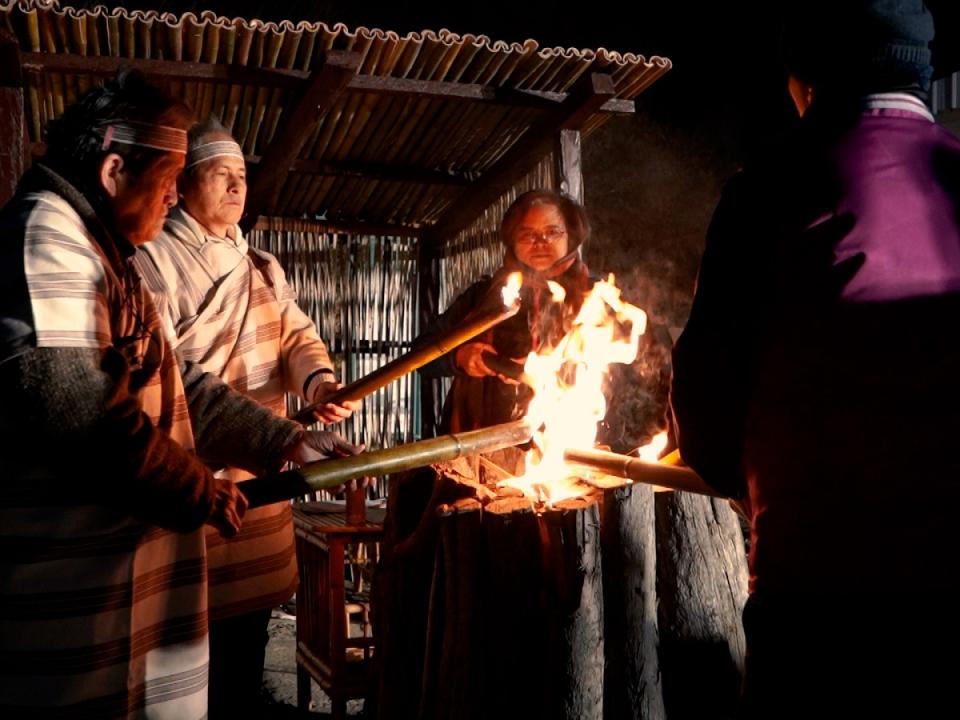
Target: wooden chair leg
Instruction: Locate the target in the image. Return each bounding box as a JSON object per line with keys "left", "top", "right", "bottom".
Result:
{"left": 296, "top": 664, "right": 311, "bottom": 710}
{"left": 331, "top": 695, "right": 347, "bottom": 720}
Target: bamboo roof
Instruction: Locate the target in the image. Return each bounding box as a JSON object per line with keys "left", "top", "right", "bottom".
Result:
{"left": 1, "top": 0, "right": 672, "bottom": 235}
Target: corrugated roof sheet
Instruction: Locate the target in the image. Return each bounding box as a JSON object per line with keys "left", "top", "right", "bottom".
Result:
{"left": 1, "top": 0, "right": 672, "bottom": 228}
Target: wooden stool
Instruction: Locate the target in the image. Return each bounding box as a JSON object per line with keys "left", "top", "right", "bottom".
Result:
{"left": 292, "top": 502, "right": 385, "bottom": 719}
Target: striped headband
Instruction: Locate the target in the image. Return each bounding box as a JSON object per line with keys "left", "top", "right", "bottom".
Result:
{"left": 185, "top": 139, "right": 245, "bottom": 169}
{"left": 101, "top": 121, "right": 187, "bottom": 154}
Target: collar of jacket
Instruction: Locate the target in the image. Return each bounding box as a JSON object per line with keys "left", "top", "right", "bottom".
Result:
{"left": 165, "top": 205, "right": 247, "bottom": 253}
{"left": 17, "top": 162, "right": 134, "bottom": 271}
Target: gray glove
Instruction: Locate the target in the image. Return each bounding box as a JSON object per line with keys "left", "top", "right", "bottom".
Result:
{"left": 288, "top": 430, "right": 364, "bottom": 465}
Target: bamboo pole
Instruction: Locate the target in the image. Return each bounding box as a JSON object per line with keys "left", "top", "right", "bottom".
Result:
{"left": 563, "top": 448, "right": 724, "bottom": 498}
{"left": 240, "top": 419, "right": 532, "bottom": 508}
{"left": 292, "top": 298, "right": 520, "bottom": 424}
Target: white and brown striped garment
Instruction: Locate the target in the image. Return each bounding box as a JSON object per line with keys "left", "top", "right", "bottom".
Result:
{"left": 134, "top": 207, "right": 335, "bottom": 620}
{"left": 0, "top": 190, "right": 208, "bottom": 718}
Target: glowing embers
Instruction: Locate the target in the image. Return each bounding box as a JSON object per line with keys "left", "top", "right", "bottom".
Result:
{"left": 498, "top": 275, "right": 648, "bottom": 506}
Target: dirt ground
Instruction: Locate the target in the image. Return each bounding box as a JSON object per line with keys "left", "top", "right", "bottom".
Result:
{"left": 261, "top": 609, "right": 365, "bottom": 718}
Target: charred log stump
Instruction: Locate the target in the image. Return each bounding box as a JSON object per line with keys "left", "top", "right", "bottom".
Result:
{"left": 420, "top": 497, "right": 485, "bottom": 720}
{"left": 538, "top": 497, "right": 605, "bottom": 720}
{"left": 655, "top": 493, "right": 748, "bottom": 720}
{"left": 372, "top": 461, "right": 483, "bottom": 720}
{"left": 600, "top": 483, "right": 666, "bottom": 720}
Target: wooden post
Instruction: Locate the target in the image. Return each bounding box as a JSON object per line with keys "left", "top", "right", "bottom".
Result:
{"left": 555, "top": 128, "right": 583, "bottom": 205}
{"left": 417, "top": 231, "right": 442, "bottom": 438}
{"left": 601, "top": 482, "right": 666, "bottom": 720}
{"left": 655, "top": 492, "right": 749, "bottom": 719}
{"left": 0, "top": 30, "right": 25, "bottom": 207}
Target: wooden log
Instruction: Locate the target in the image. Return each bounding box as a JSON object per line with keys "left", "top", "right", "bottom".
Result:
{"left": 421, "top": 497, "right": 484, "bottom": 720}
{"left": 481, "top": 497, "right": 545, "bottom": 720}
{"left": 654, "top": 492, "right": 749, "bottom": 720}
{"left": 600, "top": 482, "right": 666, "bottom": 720}
{"left": 540, "top": 497, "right": 605, "bottom": 720}
{"left": 371, "top": 464, "right": 482, "bottom": 720}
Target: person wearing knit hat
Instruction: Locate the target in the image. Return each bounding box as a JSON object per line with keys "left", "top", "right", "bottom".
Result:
{"left": 672, "top": 1, "right": 960, "bottom": 716}
{"left": 134, "top": 115, "right": 361, "bottom": 719}
{"left": 783, "top": 0, "right": 935, "bottom": 97}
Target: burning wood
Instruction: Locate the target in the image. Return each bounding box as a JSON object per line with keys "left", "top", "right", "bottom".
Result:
{"left": 292, "top": 272, "right": 523, "bottom": 424}
{"left": 374, "top": 273, "right": 746, "bottom": 720}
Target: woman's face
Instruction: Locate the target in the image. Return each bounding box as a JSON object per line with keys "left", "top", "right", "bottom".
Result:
{"left": 511, "top": 203, "right": 569, "bottom": 272}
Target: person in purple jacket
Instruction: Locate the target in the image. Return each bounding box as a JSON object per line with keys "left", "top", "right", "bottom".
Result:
{"left": 671, "top": 1, "right": 960, "bottom": 716}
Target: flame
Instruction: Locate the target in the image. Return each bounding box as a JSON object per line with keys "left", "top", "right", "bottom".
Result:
{"left": 498, "top": 275, "right": 647, "bottom": 506}
{"left": 501, "top": 272, "right": 523, "bottom": 307}
{"left": 546, "top": 280, "right": 566, "bottom": 303}
{"left": 636, "top": 431, "right": 668, "bottom": 462}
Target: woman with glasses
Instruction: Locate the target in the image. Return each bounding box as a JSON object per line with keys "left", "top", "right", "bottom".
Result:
{"left": 418, "top": 189, "right": 594, "bottom": 433}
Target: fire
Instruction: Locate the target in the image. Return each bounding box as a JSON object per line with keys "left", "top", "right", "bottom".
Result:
{"left": 498, "top": 275, "right": 647, "bottom": 505}
{"left": 501, "top": 272, "right": 523, "bottom": 307}
{"left": 636, "top": 431, "right": 668, "bottom": 462}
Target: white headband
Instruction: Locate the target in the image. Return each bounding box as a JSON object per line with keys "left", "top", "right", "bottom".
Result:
{"left": 185, "top": 139, "right": 245, "bottom": 169}
{"left": 101, "top": 121, "right": 187, "bottom": 154}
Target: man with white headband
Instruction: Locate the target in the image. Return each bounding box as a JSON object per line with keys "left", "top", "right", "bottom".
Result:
{"left": 0, "top": 71, "right": 362, "bottom": 719}
{"left": 134, "top": 116, "right": 359, "bottom": 717}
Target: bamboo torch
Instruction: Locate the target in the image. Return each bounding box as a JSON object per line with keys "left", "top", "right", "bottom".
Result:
{"left": 239, "top": 419, "right": 532, "bottom": 508}
{"left": 563, "top": 447, "right": 725, "bottom": 498}
{"left": 292, "top": 277, "right": 523, "bottom": 424}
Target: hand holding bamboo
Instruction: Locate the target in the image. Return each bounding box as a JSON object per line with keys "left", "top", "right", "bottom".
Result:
{"left": 293, "top": 299, "right": 521, "bottom": 424}
{"left": 239, "top": 419, "right": 533, "bottom": 508}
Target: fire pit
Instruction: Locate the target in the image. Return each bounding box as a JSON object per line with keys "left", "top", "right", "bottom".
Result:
{"left": 372, "top": 277, "right": 745, "bottom": 720}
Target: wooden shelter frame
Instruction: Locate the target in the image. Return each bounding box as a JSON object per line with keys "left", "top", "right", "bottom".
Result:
{"left": 0, "top": 2, "right": 671, "bottom": 441}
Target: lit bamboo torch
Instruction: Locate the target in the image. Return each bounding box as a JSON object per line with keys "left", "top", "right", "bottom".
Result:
{"left": 563, "top": 447, "right": 724, "bottom": 498}
{"left": 239, "top": 419, "right": 533, "bottom": 509}
{"left": 292, "top": 273, "right": 524, "bottom": 424}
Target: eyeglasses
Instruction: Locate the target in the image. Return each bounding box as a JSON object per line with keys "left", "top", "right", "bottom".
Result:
{"left": 515, "top": 227, "right": 567, "bottom": 245}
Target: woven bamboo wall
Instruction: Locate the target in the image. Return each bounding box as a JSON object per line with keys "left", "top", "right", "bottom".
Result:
{"left": 249, "top": 221, "right": 418, "bottom": 497}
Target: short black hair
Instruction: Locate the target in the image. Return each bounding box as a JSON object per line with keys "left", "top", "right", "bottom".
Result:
{"left": 42, "top": 68, "right": 194, "bottom": 190}
{"left": 501, "top": 189, "right": 591, "bottom": 251}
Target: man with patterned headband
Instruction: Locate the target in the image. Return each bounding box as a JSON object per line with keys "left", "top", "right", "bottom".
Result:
{"left": 0, "top": 72, "right": 361, "bottom": 718}
{"left": 134, "top": 115, "right": 359, "bottom": 717}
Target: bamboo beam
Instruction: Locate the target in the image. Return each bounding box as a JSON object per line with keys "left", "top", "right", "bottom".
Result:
{"left": 246, "top": 154, "right": 472, "bottom": 187}
{"left": 21, "top": 51, "right": 309, "bottom": 89}
{"left": 239, "top": 419, "right": 533, "bottom": 508}
{"left": 426, "top": 72, "right": 617, "bottom": 248}
{"left": 0, "top": 30, "right": 25, "bottom": 207}
{"left": 564, "top": 447, "right": 724, "bottom": 498}
{"left": 19, "top": 52, "right": 635, "bottom": 114}
{"left": 243, "top": 50, "right": 362, "bottom": 228}
{"left": 251, "top": 216, "right": 420, "bottom": 238}
{"left": 348, "top": 74, "right": 635, "bottom": 114}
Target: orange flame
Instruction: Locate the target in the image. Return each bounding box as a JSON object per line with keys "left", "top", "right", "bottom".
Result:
{"left": 501, "top": 272, "right": 523, "bottom": 307}
{"left": 498, "top": 275, "right": 647, "bottom": 505}
{"left": 636, "top": 431, "right": 668, "bottom": 462}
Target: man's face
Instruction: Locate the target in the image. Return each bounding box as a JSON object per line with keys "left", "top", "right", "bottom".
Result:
{"left": 179, "top": 135, "right": 247, "bottom": 236}
{"left": 111, "top": 152, "right": 184, "bottom": 245}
